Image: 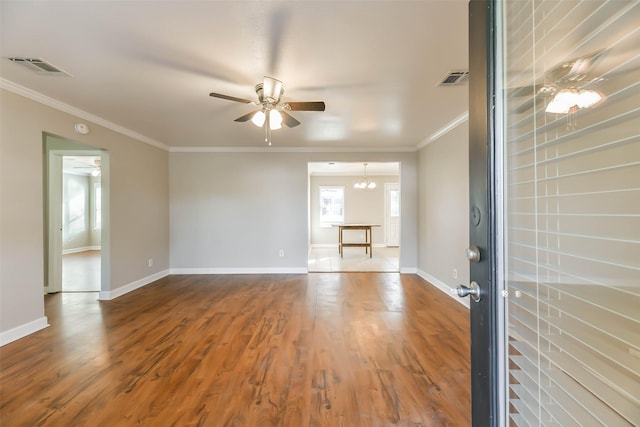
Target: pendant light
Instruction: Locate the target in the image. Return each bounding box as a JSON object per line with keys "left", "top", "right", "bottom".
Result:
{"left": 354, "top": 163, "right": 376, "bottom": 189}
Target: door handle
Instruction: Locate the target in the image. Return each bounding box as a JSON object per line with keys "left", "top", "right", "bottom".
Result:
{"left": 456, "top": 281, "right": 481, "bottom": 302}
{"left": 466, "top": 245, "right": 481, "bottom": 263}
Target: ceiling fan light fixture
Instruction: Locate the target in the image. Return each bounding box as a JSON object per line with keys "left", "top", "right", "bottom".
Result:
{"left": 251, "top": 110, "right": 266, "bottom": 127}
{"left": 545, "top": 88, "right": 602, "bottom": 114}
{"left": 577, "top": 89, "right": 602, "bottom": 108}
{"left": 269, "top": 110, "right": 283, "bottom": 130}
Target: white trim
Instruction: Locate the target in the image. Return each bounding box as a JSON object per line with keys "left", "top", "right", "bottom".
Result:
{"left": 0, "top": 317, "right": 49, "bottom": 347}
{"left": 169, "top": 267, "right": 308, "bottom": 275}
{"left": 1, "top": 78, "right": 169, "bottom": 151}
{"left": 62, "top": 246, "right": 101, "bottom": 255}
{"left": 417, "top": 269, "right": 470, "bottom": 309}
{"left": 399, "top": 267, "right": 418, "bottom": 274}
{"left": 98, "top": 269, "right": 170, "bottom": 301}
{"left": 417, "top": 111, "right": 469, "bottom": 149}
{"left": 169, "top": 146, "right": 417, "bottom": 153}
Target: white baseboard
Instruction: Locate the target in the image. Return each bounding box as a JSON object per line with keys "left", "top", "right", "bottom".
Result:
{"left": 98, "top": 269, "right": 170, "bottom": 301}
{"left": 0, "top": 316, "right": 49, "bottom": 347}
{"left": 63, "top": 246, "right": 101, "bottom": 255}
{"left": 399, "top": 267, "right": 418, "bottom": 274}
{"left": 170, "top": 267, "right": 308, "bottom": 275}
{"left": 417, "top": 269, "right": 469, "bottom": 309}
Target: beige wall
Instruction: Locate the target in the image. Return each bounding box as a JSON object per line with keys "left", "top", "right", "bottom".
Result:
{"left": 0, "top": 89, "right": 169, "bottom": 340}
{"left": 309, "top": 174, "right": 399, "bottom": 246}
{"left": 418, "top": 122, "right": 469, "bottom": 295}
{"left": 170, "top": 152, "right": 418, "bottom": 272}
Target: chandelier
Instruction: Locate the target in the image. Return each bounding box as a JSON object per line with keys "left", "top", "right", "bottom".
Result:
{"left": 354, "top": 163, "right": 376, "bottom": 189}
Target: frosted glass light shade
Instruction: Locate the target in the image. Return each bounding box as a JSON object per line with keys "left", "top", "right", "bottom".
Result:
{"left": 251, "top": 110, "right": 266, "bottom": 127}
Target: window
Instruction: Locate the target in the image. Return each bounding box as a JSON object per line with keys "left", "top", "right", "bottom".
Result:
{"left": 319, "top": 186, "right": 344, "bottom": 226}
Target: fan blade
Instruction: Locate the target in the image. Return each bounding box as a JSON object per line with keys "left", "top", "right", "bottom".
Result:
{"left": 286, "top": 101, "right": 326, "bottom": 111}
{"left": 209, "top": 92, "right": 253, "bottom": 104}
{"left": 507, "top": 84, "right": 545, "bottom": 98}
{"left": 281, "top": 111, "right": 301, "bottom": 127}
{"left": 548, "top": 49, "right": 607, "bottom": 85}
{"left": 234, "top": 111, "right": 259, "bottom": 122}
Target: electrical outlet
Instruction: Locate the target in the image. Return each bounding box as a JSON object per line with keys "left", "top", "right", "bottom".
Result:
{"left": 453, "top": 268, "right": 458, "bottom": 279}
{"left": 279, "top": 249, "right": 285, "bottom": 257}
{"left": 148, "top": 258, "right": 153, "bottom": 267}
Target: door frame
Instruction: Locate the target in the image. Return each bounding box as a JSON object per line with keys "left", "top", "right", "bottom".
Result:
{"left": 468, "top": 0, "right": 505, "bottom": 425}
{"left": 46, "top": 148, "right": 110, "bottom": 294}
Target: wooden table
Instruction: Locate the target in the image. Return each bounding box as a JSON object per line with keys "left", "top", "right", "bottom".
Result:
{"left": 333, "top": 224, "right": 380, "bottom": 258}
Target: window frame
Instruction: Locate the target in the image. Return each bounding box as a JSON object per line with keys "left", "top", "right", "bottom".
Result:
{"left": 319, "top": 185, "right": 345, "bottom": 227}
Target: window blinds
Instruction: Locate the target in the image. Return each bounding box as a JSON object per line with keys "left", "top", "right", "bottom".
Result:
{"left": 502, "top": 1, "right": 640, "bottom": 425}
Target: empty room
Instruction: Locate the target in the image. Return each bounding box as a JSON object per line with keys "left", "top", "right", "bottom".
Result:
{"left": 1, "top": 1, "right": 638, "bottom": 426}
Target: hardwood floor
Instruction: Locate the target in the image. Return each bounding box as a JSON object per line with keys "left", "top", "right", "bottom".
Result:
{"left": 62, "top": 250, "right": 101, "bottom": 292}
{"left": 0, "top": 273, "right": 470, "bottom": 426}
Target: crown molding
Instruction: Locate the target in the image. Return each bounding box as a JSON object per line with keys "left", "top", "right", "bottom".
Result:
{"left": 417, "top": 111, "right": 469, "bottom": 150}
{"left": 169, "top": 145, "right": 417, "bottom": 153}
{"left": 1, "top": 78, "right": 169, "bottom": 151}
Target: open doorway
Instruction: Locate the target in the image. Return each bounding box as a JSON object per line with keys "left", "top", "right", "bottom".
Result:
{"left": 60, "top": 156, "right": 102, "bottom": 292}
{"left": 45, "top": 138, "right": 109, "bottom": 295}
{"left": 307, "top": 162, "right": 400, "bottom": 272}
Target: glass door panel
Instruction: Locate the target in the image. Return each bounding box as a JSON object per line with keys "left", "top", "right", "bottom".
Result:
{"left": 499, "top": 1, "right": 640, "bottom": 425}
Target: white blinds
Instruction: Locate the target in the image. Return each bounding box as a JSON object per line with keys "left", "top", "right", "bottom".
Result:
{"left": 501, "top": 1, "right": 640, "bottom": 425}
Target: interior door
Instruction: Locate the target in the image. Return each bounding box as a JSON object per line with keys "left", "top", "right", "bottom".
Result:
{"left": 385, "top": 183, "right": 400, "bottom": 246}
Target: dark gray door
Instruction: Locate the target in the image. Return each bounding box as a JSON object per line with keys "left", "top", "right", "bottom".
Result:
{"left": 463, "top": 1, "right": 501, "bottom": 425}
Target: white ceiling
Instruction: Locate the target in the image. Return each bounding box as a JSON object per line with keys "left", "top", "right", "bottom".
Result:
{"left": 0, "top": 1, "right": 469, "bottom": 150}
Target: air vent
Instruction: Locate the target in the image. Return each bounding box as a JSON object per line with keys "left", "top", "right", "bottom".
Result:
{"left": 8, "top": 57, "right": 71, "bottom": 76}
{"left": 439, "top": 70, "right": 469, "bottom": 86}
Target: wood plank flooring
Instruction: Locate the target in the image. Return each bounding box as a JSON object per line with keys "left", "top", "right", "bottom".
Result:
{"left": 62, "top": 250, "right": 101, "bottom": 292}
{"left": 0, "top": 273, "right": 470, "bottom": 426}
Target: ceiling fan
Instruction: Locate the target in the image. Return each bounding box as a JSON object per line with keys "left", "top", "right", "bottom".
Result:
{"left": 512, "top": 49, "right": 607, "bottom": 114}
{"left": 71, "top": 158, "right": 101, "bottom": 176}
{"left": 209, "top": 76, "right": 326, "bottom": 145}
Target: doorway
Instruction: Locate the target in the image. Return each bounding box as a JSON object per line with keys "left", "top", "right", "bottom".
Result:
{"left": 307, "top": 161, "right": 400, "bottom": 272}
{"left": 60, "top": 156, "right": 102, "bottom": 292}
{"left": 45, "top": 138, "right": 109, "bottom": 295}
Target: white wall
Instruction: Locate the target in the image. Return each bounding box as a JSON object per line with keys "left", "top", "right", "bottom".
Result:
{"left": 0, "top": 89, "right": 170, "bottom": 344}
{"left": 418, "top": 122, "right": 470, "bottom": 299}
{"left": 170, "top": 151, "right": 418, "bottom": 272}
{"left": 62, "top": 172, "right": 92, "bottom": 252}
{"left": 309, "top": 174, "right": 399, "bottom": 246}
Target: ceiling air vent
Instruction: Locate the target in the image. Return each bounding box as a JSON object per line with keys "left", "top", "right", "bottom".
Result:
{"left": 439, "top": 70, "right": 469, "bottom": 86}
{"left": 8, "top": 57, "right": 71, "bottom": 76}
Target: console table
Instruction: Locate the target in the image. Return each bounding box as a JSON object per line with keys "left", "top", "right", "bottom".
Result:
{"left": 333, "top": 224, "right": 380, "bottom": 258}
